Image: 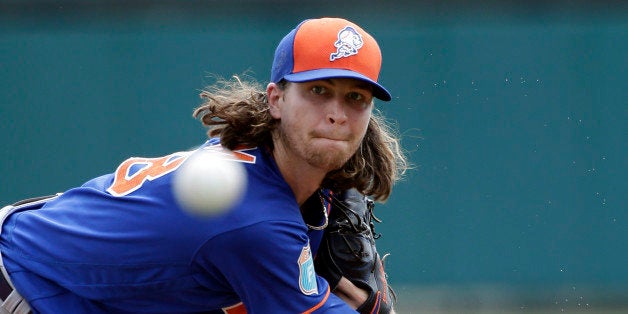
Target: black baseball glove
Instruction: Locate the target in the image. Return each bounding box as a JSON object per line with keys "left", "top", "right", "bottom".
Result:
{"left": 307, "top": 189, "right": 396, "bottom": 314}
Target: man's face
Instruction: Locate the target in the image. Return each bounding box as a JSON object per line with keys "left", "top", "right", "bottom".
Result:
{"left": 267, "top": 78, "right": 374, "bottom": 173}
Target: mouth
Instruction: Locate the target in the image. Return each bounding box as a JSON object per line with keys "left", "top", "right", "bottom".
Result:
{"left": 312, "top": 137, "right": 349, "bottom": 146}
{"left": 311, "top": 131, "right": 351, "bottom": 143}
{"left": 316, "top": 136, "right": 345, "bottom": 141}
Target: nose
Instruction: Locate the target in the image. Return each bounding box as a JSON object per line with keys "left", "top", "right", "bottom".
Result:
{"left": 326, "top": 98, "right": 348, "bottom": 125}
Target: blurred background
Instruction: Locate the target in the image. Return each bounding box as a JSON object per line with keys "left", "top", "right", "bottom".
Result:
{"left": 1, "top": 1, "right": 626, "bottom": 313}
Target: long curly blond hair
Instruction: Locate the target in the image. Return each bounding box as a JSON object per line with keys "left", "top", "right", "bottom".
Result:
{"left": 193, "top": 76, "right": 407, "bottom": 201}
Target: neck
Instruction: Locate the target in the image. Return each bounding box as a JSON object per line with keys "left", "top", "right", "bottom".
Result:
{"left": 272, "top": 141, "right": 326, "bottom": 206}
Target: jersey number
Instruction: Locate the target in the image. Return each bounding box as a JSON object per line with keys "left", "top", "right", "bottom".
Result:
{"left": 107, "top": 153, "right": 188, "bottom": 197}
{"left": 106, "top": 146, "right": 257, "bottom": 197}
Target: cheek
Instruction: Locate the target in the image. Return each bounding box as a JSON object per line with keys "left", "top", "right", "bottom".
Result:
{"left": 352, "top": 112, "right": 372, "bottom": 135}
{"left": 289, "top": 103, "right": 320, "bottom": 125}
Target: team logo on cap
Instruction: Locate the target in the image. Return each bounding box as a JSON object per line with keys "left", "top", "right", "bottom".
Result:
{"left": 330, "top": 26, "right": 364, "bottom": 61}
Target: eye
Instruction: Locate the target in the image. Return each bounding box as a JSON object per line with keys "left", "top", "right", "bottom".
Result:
{"left": 311, "top": 85, "right": 327, "bottom": 95}
{"left": 347, "top": 91, "right": 364, "bottom": 102}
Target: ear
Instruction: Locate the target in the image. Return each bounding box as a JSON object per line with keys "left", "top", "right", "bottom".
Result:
{"left": 266, "top": 83, "right": 283, "bottom": 119}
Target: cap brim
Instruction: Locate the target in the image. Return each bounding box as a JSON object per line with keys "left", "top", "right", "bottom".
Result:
{"left": 283, "top": 69, "right": 392, "bottom": 101}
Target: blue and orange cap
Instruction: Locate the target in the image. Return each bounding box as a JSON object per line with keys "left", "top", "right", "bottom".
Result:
{"left": 271, "top": 17, "right": 391, "bottom": 101}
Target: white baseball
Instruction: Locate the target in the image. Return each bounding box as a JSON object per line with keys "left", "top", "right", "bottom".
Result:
{"left": 172, "top": 149, "right": 247, "bottom": 216}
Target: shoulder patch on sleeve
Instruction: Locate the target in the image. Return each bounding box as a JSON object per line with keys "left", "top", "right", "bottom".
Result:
{"left": 298, "top": 243, "right": 318, "bottom": 295}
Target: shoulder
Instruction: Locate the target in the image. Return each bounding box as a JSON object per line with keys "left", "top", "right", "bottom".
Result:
{"left": 208, "top": 220, "right": 308, "bottom": 253}
{"left": 194, "top": 219, "right": 310, "bottom": 273}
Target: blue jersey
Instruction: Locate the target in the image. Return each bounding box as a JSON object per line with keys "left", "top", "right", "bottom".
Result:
{"left": 0, "top": 139, "right": 355, "bottom": 313}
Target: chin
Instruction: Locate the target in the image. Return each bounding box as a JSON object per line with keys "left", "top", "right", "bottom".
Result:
{"left": 306, "top": 146, "right": 353, "bottom": 171}
{"left": 310, "top": 157, "right": 349, "bottom": 173}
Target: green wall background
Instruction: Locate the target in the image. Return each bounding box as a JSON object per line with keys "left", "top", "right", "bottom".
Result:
{"left": 2, "top": 1, "right": 627, "bottom": 311}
